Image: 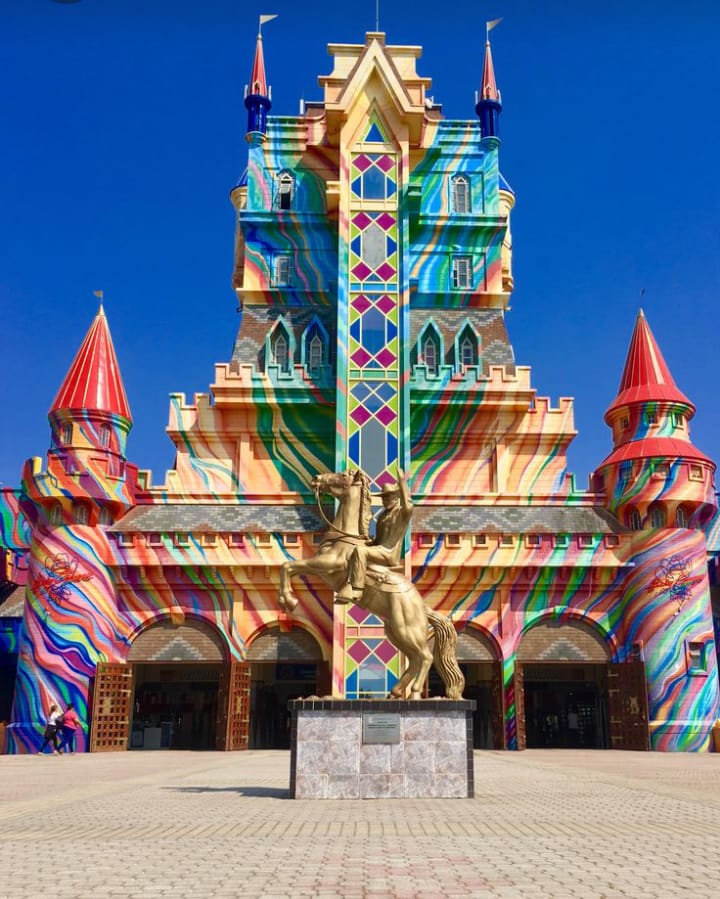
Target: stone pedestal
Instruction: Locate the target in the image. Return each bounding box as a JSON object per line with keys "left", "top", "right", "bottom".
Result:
{"left": 289, "top": 699, "right": 476, "bottom": 799}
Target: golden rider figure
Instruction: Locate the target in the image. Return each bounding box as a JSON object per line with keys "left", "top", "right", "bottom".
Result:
{"left": 335, "top": 466, "right": 413, "bottom": 602}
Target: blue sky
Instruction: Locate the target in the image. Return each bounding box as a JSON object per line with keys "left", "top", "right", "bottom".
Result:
{"left": 3, "top": 0, "right": 720, "bottom": 492}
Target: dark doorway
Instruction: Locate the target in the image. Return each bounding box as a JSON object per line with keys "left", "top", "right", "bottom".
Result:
{"left": 250, "top": 661, "right": 318, "bottom": 749}
{"left": 130, "top": 663, "right": 221, "bottom": 750}
{"left": 523, "top": 663, "right": 610, "bottom": 749}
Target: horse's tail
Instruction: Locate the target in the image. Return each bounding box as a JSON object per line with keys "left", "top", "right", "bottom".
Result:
{"left": 427, "top": 609, "right": 465, "bottom": 700}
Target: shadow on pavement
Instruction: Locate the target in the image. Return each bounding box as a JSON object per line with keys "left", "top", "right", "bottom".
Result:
{"left": 164, "top": 786, "right": 289, "bottom": 798}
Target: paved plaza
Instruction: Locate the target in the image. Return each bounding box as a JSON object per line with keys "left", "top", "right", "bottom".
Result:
{"left": 1, "top": 748, "right": 719, "bottom": 898}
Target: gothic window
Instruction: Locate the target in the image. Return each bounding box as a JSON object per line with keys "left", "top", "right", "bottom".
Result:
{"left": 276, "top": 171, "right": 294, "bottom": 210}
{"left": 273, "top": 254, "right": 292, "bottom": 286}
{"left": 99, "top": 424, "right": 111, "bottom": 448}
{"left": 455, "top": 323, "right": 479, "bottom": 370}
{"left": 50, "top": 503, "right": 62, "bottom": 526}
{"left": 61, "top": 423, "right": 72, "bottom": 445}
{"left": 75, "top": 503, "right": 89, "bottom": 525}
{"left": 676, "top": 506, "right": 689, "bottom": 528}
{"left": 99, "top": 506, "right": 113, "bottom": 527}
{"left": 649, "top": 506, "right": 666, "bottom": 528}
{"left": 272, "top": 333, "right": 289, "bottom": 371}
{"left": 627, "top": 508, "right": 642, "bottom": 531}
{"left": 451, "top": 255, "right": 472, "bottom": 289}
{"left": 308, "top": 333, "right": 323, "bottom": 370}
{"left": 451, "top": 175, "right": 470, "bottom": 213}
{"left": 423, "top": 336, "right": 437, "bottom": 375}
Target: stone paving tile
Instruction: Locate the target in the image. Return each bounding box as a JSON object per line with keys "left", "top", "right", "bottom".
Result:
{"left": 1, "top": 749, "right": 720, "bottom": 898}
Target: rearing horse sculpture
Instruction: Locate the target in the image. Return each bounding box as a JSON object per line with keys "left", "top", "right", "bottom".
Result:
{"left": 278, "top": 470, "right": 465, "bottom": 700}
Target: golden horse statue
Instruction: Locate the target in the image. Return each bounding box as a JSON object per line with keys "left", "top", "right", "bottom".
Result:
{"left": 278, "top": 470, "right": 464, "bottom": 700}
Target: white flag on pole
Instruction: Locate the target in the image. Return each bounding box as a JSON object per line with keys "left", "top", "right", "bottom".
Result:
{"left": 259, "top": 14, "right": 279, "bottom": 26}
{"left": 487, "top": 18, "right": 503, "bottom": 32}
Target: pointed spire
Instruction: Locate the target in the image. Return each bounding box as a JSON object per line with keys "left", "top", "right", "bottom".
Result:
{"left": 249, "top": 31, "right": 268, "bottom": 97}
{"left": 480, "top": 40, "right": 500, "bottom": 102}
{"left": 244, "top": 20, "right": 273, "bottom": 137}
{"left": 605, "top": 309, "right": 693, "bottom": 418}
{"left": 50, "top": 306, "right": 132, "bottom": 422}
{"left": 475, "top": 29, "right": 502, "bottom": 139}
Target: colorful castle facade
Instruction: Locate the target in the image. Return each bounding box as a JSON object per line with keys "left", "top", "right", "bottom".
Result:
{"left": 1, "top": 29, "right": 719, "bottom": 753}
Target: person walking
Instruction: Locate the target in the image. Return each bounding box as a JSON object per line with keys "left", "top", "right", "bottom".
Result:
{"left": 57, "top": 702, "right": 81, "bottom": 753}
{"left": 38, "top": 703, "right": 62, "bottom": 755}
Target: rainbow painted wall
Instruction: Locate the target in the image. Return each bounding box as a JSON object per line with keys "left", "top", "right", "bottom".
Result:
{"left": 1, "top": 31, "right": 718, "bottom": 753}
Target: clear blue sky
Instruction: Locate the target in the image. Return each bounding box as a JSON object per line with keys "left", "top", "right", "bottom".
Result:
{"left": 3, "top": 0, "right": 720, "bottom": 491}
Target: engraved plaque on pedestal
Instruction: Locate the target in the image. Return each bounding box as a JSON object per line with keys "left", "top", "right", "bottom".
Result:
{"left": 362, "top": 712, "right": 400, "bottom": 744}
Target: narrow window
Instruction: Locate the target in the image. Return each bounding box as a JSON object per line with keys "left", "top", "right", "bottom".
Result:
{"left": 273, "top": 254, "right": 292, "bottom": 286}
{"left": 628, "top": 508, "right": 642, "bottom": 531}
{"left": 653, "top": 463, "right": 670, "bottom": 479}
{"left": 308, "top": 333, "right": 323, "bottom": 371}
{"left": 50, "top": 504, "right": 62, "bottom": 526}
{"left": 645, "top": 410, "right": 658, "bottom": 425}
{"left": 451, "top": 256, "right": 472, "bottom": 289}
{"left": 418, "top": 534, "right": 434, "bottom": 548}
{"left": 99, "top": 425, "right": 111, "bottom": 448}
{"left": 75, "top": 504, "right": 89, "bottom": 525}
{"left": 687, "top": 642, "right": 706, "bottom": 672}
{"left": 650, "top": 507, "right": 666, "bottom": 528}
{"left": 689, "top": 464, "right": 703, "bottom": 481}
{"left": 672, "top": 412, "right": 684, "bottom": 429}
{"left": 620, "top": 416, "right": 629, "bottom": 430}
{"left": 619, "top": 465, "right": 633, "bottom": 485}
{"left": 276, "top": 172, "right": 294, "bottom": 210}
{"left": 451, "top": 175, "right": 470, "bottom": 213}
{"left": 423, "top": 336, "right": 437, "bottom": 375}
{"left": 98, "top": 507, "right": 113, "bottom": 527}
{"left": 273, "top": 334, "right": 289, "bottom": 371}
{"left": 460, "top": 336, "right": 475, "bottom": 367}
{"left": 676, "top": 507, "right": 689, "bottom": 528}
{"left": 61, "top": 423, "right": 72, "bottom": 445}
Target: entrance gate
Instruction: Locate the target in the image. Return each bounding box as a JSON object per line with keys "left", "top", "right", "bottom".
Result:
{"left": 515, "top": 619, "right": 649, "bottom": 751}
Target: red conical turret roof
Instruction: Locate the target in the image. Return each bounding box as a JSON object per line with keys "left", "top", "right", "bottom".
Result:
{"left": 605, "top": 309, "right": 693, "bottom": 419}
{"left": 249, "top": 33, "right": 268, "bottom": 96}
{"left": 480, "top": 40, "right": 500, "bottom": 101}
{"left": 50, "top": 305, "right": 132, "bottom": 421}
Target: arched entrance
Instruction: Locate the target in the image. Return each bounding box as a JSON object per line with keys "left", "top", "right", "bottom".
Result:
{"left": 127, "top": 619, "right": 227, "bottom": 751}
{"left": 516, "top": 619, "right": 611, "bottom": 750}
{"left": 246, "top": 625, "right": 327, "bottom": 749}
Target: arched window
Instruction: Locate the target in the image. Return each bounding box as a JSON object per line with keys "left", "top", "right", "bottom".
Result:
{"left": 75, "top": 503, "right": 89, "bottom": 525}
{"left": 99, "top": 506, "right": 113, "bottom": 527}
{"left": 650, "top": 506, "right": 666, "bottom": 528}
{"left": 99, "top": 424, "right": 111, "bottom": 448}
{"left": 627, "top": 508, "right": 642, "bottom": 531}
{"left": 460, "top": 336, "right": 475, "bottom": 367}
{"left": 276, "top": 172, "right": 294, "bottom": 211}
{"left": 451, "top": 175, "right": 470, "bottom": 214}
{"left": 61, "top": 423, "right": 72, "bottom": 445}
{"left": 676, "top": 506, "right": 689, "bottom": 528}
{"left": 308, "top": 333, "right": 323, "bottom": 370}
{"left": 50, "top": 503, "right": 62, "bottom": 526}
{"left": 272, "top": 333, "right": 289, "bottom": 371}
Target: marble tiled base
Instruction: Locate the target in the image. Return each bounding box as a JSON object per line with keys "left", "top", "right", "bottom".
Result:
{"left": 289, "top": 699, "right": 476, "bottom": 799}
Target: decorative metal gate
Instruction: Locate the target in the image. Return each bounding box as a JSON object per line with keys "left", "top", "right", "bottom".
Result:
{"left": 89, "top": 662, "right": 134, "bottom": 752}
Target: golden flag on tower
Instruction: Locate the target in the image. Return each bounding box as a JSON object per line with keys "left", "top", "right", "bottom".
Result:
{"left": 487, "top": 18, "right": 503, "bottom": 32}
{"left": 259, "top": 14, "right": 278, "bottom": 26}
{"left": 93, "top": 290, "right": 104, "bottom": 300}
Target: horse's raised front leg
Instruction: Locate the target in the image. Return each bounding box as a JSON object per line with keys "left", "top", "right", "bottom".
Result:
{"left": 279, "top": 559, "right": 305, "bottom": 612}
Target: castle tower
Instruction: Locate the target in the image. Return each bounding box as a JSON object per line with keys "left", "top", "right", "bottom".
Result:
{"left": 7, "top": 306, "right": 136, "bottom": 753}
{"left": 594, "top": 310, "right": 719, "bottom": 750}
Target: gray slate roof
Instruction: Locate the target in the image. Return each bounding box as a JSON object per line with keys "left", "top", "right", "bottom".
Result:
{"left": 112, "top": 503, "right": 624, "bottom": 536}
{"left": 111, "top": 504, "right": 330, "bottom": 534}
{"left": 413, "top": 506, "right": 625, "bottom": 534}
